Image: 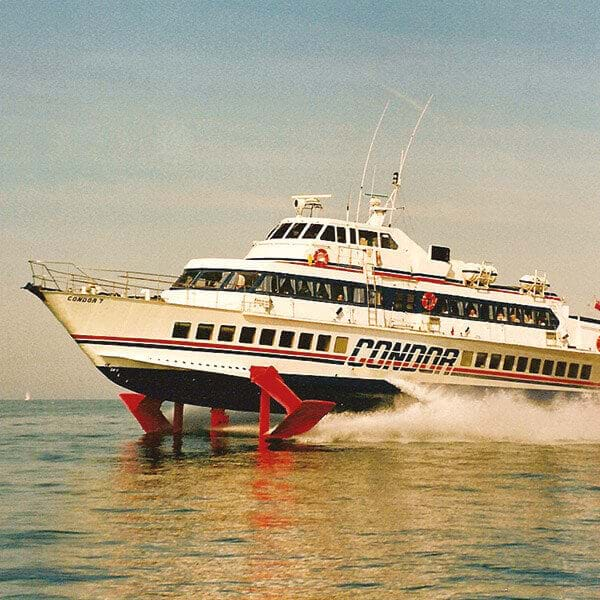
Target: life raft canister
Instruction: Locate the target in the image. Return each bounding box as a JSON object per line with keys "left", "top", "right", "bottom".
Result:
{"left": 421, "top": 291, "right": 438, "bottom": 312}
{"left": 313, "top": 248, "right": 329, "bottom": 267}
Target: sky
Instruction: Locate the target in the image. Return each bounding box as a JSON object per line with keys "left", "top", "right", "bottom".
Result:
{"left": 1, "top": 1, "right": 599, "bottom": 399}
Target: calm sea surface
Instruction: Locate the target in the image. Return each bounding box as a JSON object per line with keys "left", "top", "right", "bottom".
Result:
{"left": 1, "top": 394, "right": 600, "bottom": 599}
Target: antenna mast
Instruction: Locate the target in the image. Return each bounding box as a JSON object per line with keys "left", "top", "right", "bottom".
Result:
{"left": 387, "top": 94, "right": 433, "bottom": 226}
{"left": 356, "top": 100, "right": 390, "bottom": 222}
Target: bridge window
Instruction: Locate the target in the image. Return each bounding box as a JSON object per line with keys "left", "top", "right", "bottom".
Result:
{"left": 334, "top": 336, "right": 349, "bottom": 354}
{"left": 358, "top": 230, "right": 378, "bottom": 247}
{"left": 218, "top": 325, "right": 236, "bottom": 342}
{"left": 172, "top": 322, "right": 191, "bottom": 339}
{"left": 567, "top": 363, "right": 579, "bottom": 379}
{"left": 542, "top": 360, "right": 554, "bottom": 376}
{"left": 555, "top": 361, "right": 567, "bottom": 377}
{"left": 380, "top": 233, "right": 398, "bottom": 250}
{"left": 303, "top": 223, "right": 323, "bottom": 239}
{"left": 529, "top": 358, "right": 541, "bottom": 374}
{"left": 349, "top": 229, "right": 357, "bottom": 245}
{"left": 259, "top": 329, "right": 276, "bottom": 346}
{"left": 298, "top": 332, "right": 313, "bottom": 350}
{"left": 279, "top": 331, "right": 295, "bottom": 348}
{"left": 196, "top": 323, "right": 214, "bottom": 340}
{"left": 503, "top": 355, "right": 515, "bottom": 371}
{"left": 581, "top": 365, "right": 592, "bottom": 380}
{"left": 316, "top": 334, "right": 331, "bottom": 352}
{"left": 336, "top": 227, "right": 347, "bottom": 243}
{"left": 320, "top": 226, "right": 336, "bottom": 242}
{"left": 270, "top": 223, "right": 292, "bottom": 239}
{"left": 239, "top": 327, "right": 256, "bottom": 344}
{"left": 286, "top": 223, "right": 307, "bottom": 239}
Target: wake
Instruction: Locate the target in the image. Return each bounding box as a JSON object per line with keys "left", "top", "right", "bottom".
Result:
{"left": 303, "top": 382, "right": 600, "bottom": 445}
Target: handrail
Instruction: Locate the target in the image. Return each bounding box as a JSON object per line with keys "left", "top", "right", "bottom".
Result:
{"left": 28, "top": 260, "right": 177, "bottom": 298}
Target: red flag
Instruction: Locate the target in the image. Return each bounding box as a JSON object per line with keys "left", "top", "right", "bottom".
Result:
{"left": 595, "top": 299, "right": 600, "bottom": 312}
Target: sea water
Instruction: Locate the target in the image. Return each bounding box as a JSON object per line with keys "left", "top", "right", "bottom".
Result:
{"left": 1, "top": 390, "right": 600, "bottom": 599}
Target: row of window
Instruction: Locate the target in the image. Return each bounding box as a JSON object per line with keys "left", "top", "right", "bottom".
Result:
{"left": 267, "top": 221, "right": 399, "bottom": 249}
{"left": 172, "top": 321, "right": 349, "bottom": 354}
{"left": 461, "top": 350, "right": 593, "bottom": 381}
{"left": 173, "top": 321, "right": 592, "bottom": 381}
{"left": 171, "top": 269, "right": 559, "bottom": 331}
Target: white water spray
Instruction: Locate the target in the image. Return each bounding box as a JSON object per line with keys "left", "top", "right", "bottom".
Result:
{"left": 303, "top": 382, "right": 600, "bottom": 445}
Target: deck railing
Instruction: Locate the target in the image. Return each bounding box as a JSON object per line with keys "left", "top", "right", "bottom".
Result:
{"left": 28, "top": 261, "right": 177, "bottom": 299}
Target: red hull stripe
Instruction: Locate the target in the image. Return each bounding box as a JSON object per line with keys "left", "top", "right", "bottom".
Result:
{"left": 72, "top": 334, "right": 599, "bottom": 389}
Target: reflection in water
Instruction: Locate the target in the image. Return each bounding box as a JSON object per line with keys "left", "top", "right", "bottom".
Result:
{"left": 50, "top": 428, "right": 600, "bottom": 599}
{"left": 4, "top": 399, "right": 599, "bottom": 599}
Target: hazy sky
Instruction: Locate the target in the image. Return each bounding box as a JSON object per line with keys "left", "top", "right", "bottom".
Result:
{"left": 1, "top": 1, "right": 599, "bottom": 399}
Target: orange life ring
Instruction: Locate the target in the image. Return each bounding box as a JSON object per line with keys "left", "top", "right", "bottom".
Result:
{"left": 421, "top": 292, "right": 438, "bottom": 312}
{"left": 313, "top": 248, "right": 329, "bottom": 267}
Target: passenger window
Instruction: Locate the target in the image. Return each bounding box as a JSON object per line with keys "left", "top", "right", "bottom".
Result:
{"left": 298, "top": 332, "right": 313, "bottom": 350}
{"left": 218, "top": 325, "right": 236, "bottom": 342}
{"left": 555, "top": 361, "right": 567, "bottom": 377}
{"left": 542, "top": 360, "right": 554, "bottom": 376}
{"left": 320, "top": 226, "right": 336, "bottom": 242}
{"left": 277, "top": 275, "right": 296, "bottom": 296}
{"left": 315, "top": 281, "right": 331, "bottom": 301}
{"left": 270, "top": 223, "right": 292, "bottom": 239}
{"left": 316, "top": 335, "right": 331, "bottom": 352}
{"left": 358, "top": 230, "right": 378, "bottom": 247}
{"left": 259, "top": 329, "right": 276, "bottom": 346}
{"left": 503, "top": 355, "right": 516, "bottom": 371}
{"left": 516, "top": 357, "right": 528, "bottom": 372}
{"left": 581, "top": 365, "right": 592, "bottom": 380}
{"left": 332, "top": 283, "right": 348, "bottom": 302}
{"left": 567, "top": 363, "right": 579, "bottom": 379}
{"left": 172, "top": 269, "right": 200, "bottom": 289}
{"left": 475, "top": 352, "right": 488, "bottom": 368}
{"left": 239, "top": 327, "right": 256, "bottom": 344}
{"left": 336, "top": 227, "right": 347, "bottom": 244}
{"left": 352, "top": 286, "right": 366, "bottom": 305}
{"left": 522, "top": 308, "right": 535, "bottom": 325}
{"left": 255, "top": 273, "right": 277, "bottom": 294}
{"left": 534, "top": 310, "right": 549, "bottom": 328}
{"left": 286, "top": 223, "right": 307, "bottom": 239}
{"left": 349, "top": 229, "right": 357, "bottom": 245}
{"left": 461, "top": 351, "right": 473, "bottom": 367}
{"left": 334, "top": 336, "right": 349, "bottom": 354}
{"left": 508, "top": 307, "right": 522, "bottom": 324}
{"left": 303, "top": 223, "right": 323, "bottom": 239}
{"left": 466, "top": 304, "right": 479, "bottom": 319}
{"left": 195, "top": 323, "right": 214, "bottom": 340}
{"left": 489, "top": 354, "right": 502, "bottom": 370}
{"left": 192, "top": 270, "right": 230, "bottom": 289}
{"left": 172, "top": 322, "right": 191, "bottom": 339}
{"left": 279, "top": 331, "right": 295, "bottom": 348}
{"left": 380, "top": 233, "right": 398, "bottom": 250}
{"left": 296, "top": 278, "right": 314, "bottom": 298}
{"left": 495, "top": 305, "right": 508, "bottom": 322}
{"left": 529, "top": 358, "right": 541, "bottom": 374}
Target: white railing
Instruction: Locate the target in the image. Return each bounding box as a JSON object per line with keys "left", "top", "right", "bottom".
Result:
{"left": 28, "top": 260, "right": 177, "bottom": 299}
